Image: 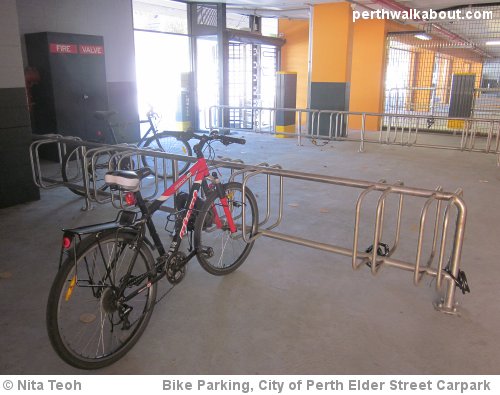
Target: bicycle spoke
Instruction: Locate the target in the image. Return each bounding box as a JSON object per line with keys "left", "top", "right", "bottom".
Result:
{"left": 48, "top": 232, "right": 157, "bottom": 368}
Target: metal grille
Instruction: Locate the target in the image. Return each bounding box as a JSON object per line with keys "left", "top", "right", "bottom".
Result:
{"left": 383, "top": 5, "right": 500, "bottom": 132}
{"left": 228, "top": 42, "right": 253, "bottom": 128}
{"left": 227, "top": 43, "right": 277, "bottom": 129}
{"left": 196, "top": 4, "right": 218, "bottom": 27}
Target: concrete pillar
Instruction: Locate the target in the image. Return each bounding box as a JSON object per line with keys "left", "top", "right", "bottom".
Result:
{"left": 0, "top": 0, "right": 39, "bottom": 208}
{"left": 350, "top": 19, "right": 388, "bottom": 131}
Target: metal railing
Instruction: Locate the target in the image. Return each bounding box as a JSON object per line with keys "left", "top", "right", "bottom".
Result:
{"left": 208, "top": 105, "right": 500, "bottom": 164}
{"left": 30, "top": 134, "right": 469, "bottom": 314}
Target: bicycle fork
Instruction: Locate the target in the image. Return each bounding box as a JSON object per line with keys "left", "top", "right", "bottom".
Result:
{"left": 211, "top": 173, "right": 237, "bottom": 233}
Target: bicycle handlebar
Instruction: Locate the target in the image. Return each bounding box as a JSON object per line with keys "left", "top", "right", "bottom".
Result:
{"left": 189, "top": 131, "right": 246, "bottom": 157}
{"left": 161, "top": 130, "right": 246, "bottom": 146}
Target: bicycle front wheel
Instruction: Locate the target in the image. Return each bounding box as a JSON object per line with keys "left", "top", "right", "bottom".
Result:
{"left": 46, "top": 231, "right": 157, "bottom": 369}
{"left": 194, "top": 182, "right": 259, "bottom": 275}
{"left": 142, "top": 133, "right": 192, "bottom": 178}
{"left": 142, "top": 133, "right": 193, "bottom": 178}
{"left": 62, "top": 148, "right": 113, "bottom": 198}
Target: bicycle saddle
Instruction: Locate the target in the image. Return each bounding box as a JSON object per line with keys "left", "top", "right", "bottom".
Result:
{"left": 104, "top": 168, "right": 152, "bottom": 191}
{"left": 94, "top": 110, "right": 117, "bottom": 121}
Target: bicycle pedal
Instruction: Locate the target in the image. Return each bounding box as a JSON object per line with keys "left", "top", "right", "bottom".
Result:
{"left": 198, "top": 246, "right": 214, "bottom": 258}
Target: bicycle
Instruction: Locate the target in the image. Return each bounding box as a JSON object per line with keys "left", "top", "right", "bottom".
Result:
{"left": 62, "top": 109, "right": 193, "bottom": 197}
{"left": 46, "top": 131, "right": 259, "bottom": 369}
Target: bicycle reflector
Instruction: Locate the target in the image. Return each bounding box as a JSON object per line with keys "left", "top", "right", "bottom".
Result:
{"left": 62, "top": 236, "right": 72, "bottom": 249}
{"left": 124, "top": 192, "right": 136, "bottom": 206}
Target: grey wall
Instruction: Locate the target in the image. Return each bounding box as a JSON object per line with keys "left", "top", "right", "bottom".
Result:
{"left": 0, "top": 0, "right": 25, "bottom": 88}
{"left": 16, "top": 0, "right": 136, "bottom": 83}
{"left": 16, "top": 0, "right": 139, "bottom": 140}
{"left": 0, "top": 0, "right": 39, "bottom": 208}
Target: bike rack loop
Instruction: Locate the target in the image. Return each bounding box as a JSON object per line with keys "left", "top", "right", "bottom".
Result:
{"left": 232, "top": 163, "right": 284, "bottom": 230}
{"left": 352, "top": 180, "right": 404, "bottom": 274}
{"left": 29, "top": 135, "right": 81, "bottom": 189}
{"left": 31, "top": 134, "right": 468, "bottom": 314}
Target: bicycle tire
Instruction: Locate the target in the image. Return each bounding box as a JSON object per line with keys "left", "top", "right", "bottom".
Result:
{"left": 141, "top": 132, "right": 192, "bottom": 178}
{"left": 194, "top": 182, "right": 258, "bottom": 275}
{"left": 61, "top": 146, "right": 86, "bottom": 197}
{"left": 62, "top": 148, "right": 133, "bottom": 198}
{"left": 46, "top": 230, "right": 157, "bottom": 369}
{"left": 61, "top": 147, "right": 112, "bottom": 197}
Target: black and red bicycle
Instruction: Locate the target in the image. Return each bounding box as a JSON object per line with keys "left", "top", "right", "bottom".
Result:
{"left": 46, "top": 131, "right": 258, "bottom": 369}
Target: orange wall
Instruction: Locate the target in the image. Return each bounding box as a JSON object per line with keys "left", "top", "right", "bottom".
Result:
{"left": 311, "top": 2, "right": 353, "bottom": 83}
{"left": 278, "top": 19, "right": 309, "bottom": 110}
{"left": 350, "top": 19, "right": 387, "bottom": 130}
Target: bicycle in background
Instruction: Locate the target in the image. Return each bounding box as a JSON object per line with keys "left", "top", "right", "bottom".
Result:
{"left": 62, "top": 109, "right": 193, "bottom": 197}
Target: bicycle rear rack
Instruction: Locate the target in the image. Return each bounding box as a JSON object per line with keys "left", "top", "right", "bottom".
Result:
{"left": 30, "top": 134, "right": 469, "bottom": 314}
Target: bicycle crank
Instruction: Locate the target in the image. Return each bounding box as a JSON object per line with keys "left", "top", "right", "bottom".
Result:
{"left": 166, "top": 251, "right": 187, "bottom": 285}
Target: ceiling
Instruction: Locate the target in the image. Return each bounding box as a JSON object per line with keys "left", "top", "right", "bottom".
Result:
{"left": 140, "top": 1, "right": 500, "bottom": 59}
{"left": 187, "top": 0, "right": 499, "bottom": 17}
{"left": 216, "top": 0, "right": 500, "bottom": 59}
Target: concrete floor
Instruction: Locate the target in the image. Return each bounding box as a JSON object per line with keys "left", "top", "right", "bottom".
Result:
{"left": 1, "top": 133, "right": 500, "bottom": 374}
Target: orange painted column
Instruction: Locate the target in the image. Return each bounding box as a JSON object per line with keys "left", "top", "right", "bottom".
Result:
{"left": 350, "top": 19, "right": 387, "bottom": 131}
{"left": 311, "top": 2, "right": 353, "bottom": 83}
{"left": 310, "top": 2, "right": 353, "bottom": 136}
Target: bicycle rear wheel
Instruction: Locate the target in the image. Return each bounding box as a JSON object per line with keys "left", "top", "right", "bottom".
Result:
{"left": 46, "top": 231, "right": 157, "bottom": 369}
{"left": 62, "top": 147, "right": 112, "bottom": 198}
{"left": 194, "top": 182, "right": 258, "bottom": 275}
{"left": 142, "top": 132, "right": 192, "bottom": 178}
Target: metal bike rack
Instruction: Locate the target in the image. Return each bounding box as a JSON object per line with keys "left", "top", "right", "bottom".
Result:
{"left": 231, "top": 165, "right": 469, "bottom": 315}
{"left": 30, "top": 135, "right": 199, "bottom": 211}
{"left": 208, "top": 105, "right": 319, "bottom": 147}
{"left": 230, "top": 163, "right": 284, "bottom": 230}
{"left": 208, "top": 105, "right": 500, "bottom": 164}
{"left": 31, "top": 134, "right": 469, "bottom": 314}
{"left": 30, "top": 135, "right": 83, "bottom": 189}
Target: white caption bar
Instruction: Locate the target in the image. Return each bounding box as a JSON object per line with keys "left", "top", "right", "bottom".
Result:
{"left": 1, "top": 375, "right": 496, "bottom": 395}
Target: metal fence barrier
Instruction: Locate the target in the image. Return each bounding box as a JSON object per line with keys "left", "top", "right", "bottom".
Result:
{"left": 30, "top": 134, "right": 469, "bottom": 314}
{"left": 208, "top": 105, "right": 500, "bottom": 164}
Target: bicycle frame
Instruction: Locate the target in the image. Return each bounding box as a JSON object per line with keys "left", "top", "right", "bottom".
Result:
{"left": 137, "top": 112, "right": 158, "bottom": 146}
{"left": 60, "top": 133, "right": 246, "bottom": 306}
{"left": 103, "top": 155, "right": 234, "bottom": 301}
{"left": 145, "top": 156, "right": 237, "bottom": 250}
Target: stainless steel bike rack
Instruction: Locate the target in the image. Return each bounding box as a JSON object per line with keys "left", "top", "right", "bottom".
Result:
{"left": 30, "top": 135, "right": 199, "bottom": 211}
{"left": 31, "top": 134, "right": 469, "bottom": 314}
{"left": 230, "top": 163, "right": 284, "bottom": 230}
{"left": 232, "top": 165, "right": 468, "bottom": 315}
{"left": 208, "top": 105, "right": 500, "bottom": 164}
{"left": 30, "top": 135, "right": 82, "bottom": 189}
{"left": 208, "top": 105, "right": 319, "bottom": 147}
